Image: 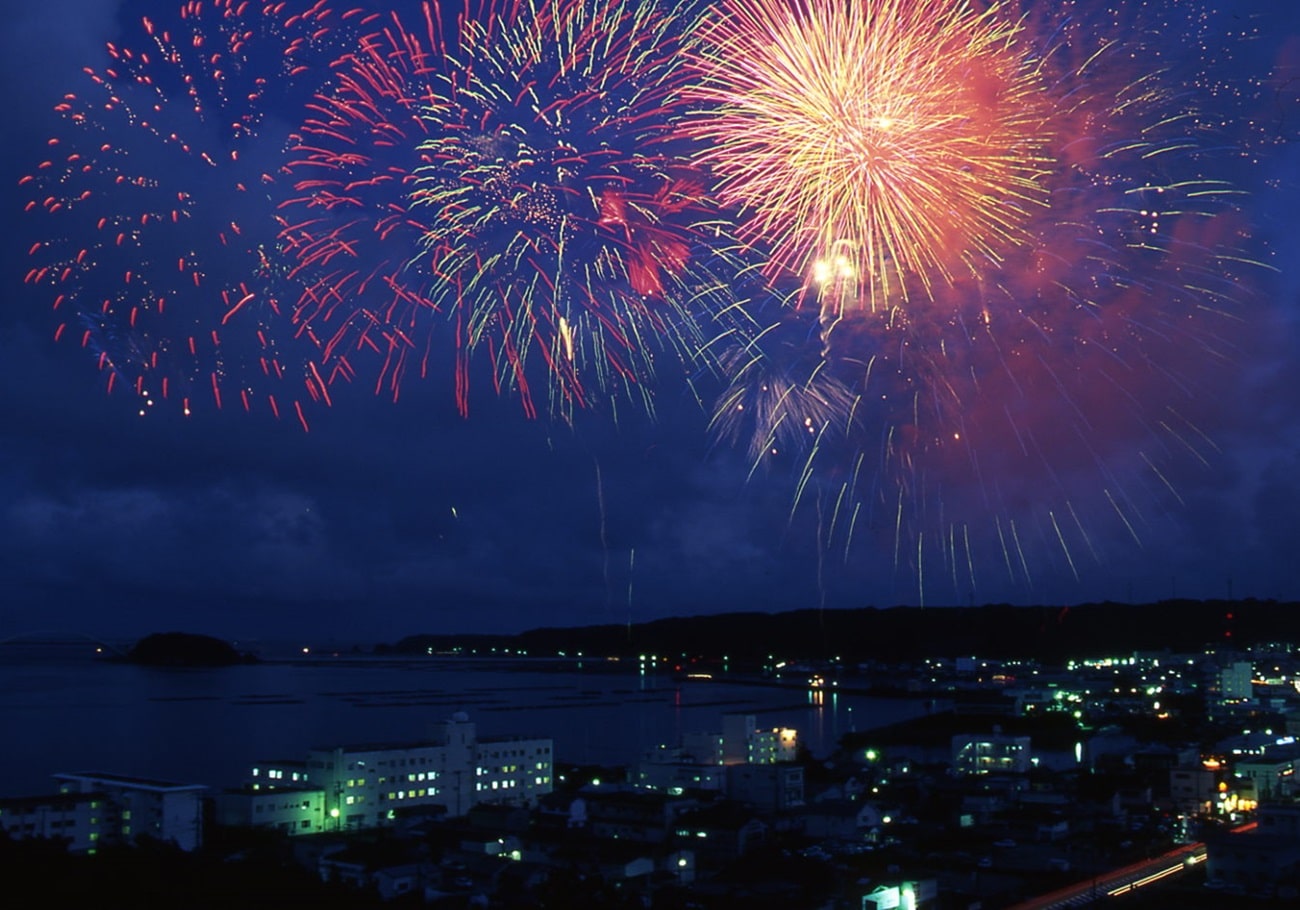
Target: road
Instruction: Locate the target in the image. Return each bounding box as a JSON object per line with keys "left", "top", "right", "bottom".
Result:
{"left": 1007, "top": 822, "right": 1257, "bottom": 909}
{"left": 1005, "top": 844, "right": 1205, "bottom": 909}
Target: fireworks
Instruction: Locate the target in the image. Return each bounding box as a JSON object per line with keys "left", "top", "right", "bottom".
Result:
{"left": 700, "top": 0, "right": 1272, "bottom": 602}
{"left": 279, "top": 0, "right": 745, "bottom": 421}
{"left": 19, "top": 0, "right": 1279, "bottom": 608}
{"left": 20, "top": 1, "right": 349, "bottom": 429}
{"left": 710, "top": 314, "right": 859, "bottom": 475}
{"left": 682, "top": 0, "right": 1054, "bottom": 312}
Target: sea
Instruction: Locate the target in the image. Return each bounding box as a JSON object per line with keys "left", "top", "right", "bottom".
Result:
{"left": 0, "top": 643, "right": 931, "bottom": 797}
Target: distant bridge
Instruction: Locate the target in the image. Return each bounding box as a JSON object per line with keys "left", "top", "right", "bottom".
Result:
{"left": 0, "top": 630, "right": 130, "bottom": 658}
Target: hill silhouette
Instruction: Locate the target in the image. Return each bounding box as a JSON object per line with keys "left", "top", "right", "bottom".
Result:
{"left": 380, "top": 599, "right": 1291, "bottom": 663}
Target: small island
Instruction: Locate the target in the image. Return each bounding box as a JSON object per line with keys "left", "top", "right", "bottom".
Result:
{"left": 126, "top": 632, "right": 257, "bottom": 667}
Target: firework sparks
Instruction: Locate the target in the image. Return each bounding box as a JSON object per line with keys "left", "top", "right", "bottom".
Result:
{"left": 700, "top": 0, "right": 1274, "bottom": 603}
{"left": 21, "top": 0, "right": 345, "bottom": 430}
{"left": 710, "top": 314, "right": 859, "bottom": 476}
{"left": 279, "top": 0, "right": 746, "bottom": 421}
{"left": 682, "top": 0, "right": 1054, "bottom": 312}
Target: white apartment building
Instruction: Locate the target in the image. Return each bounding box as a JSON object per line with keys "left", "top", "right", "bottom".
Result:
{"left": 53, "top": 771, "right": 206, "bottom": 851}
{"left": 212, "top": 784, "right": 327, "bottom": 834}
{"left": 246, "top": 713, "right": 552, "bottom": 831}
{"left": 721, "top": 713, "right": 798, "bottom": 765}
{"left": 0, "top": 791, "right": 104, "bottom": 853}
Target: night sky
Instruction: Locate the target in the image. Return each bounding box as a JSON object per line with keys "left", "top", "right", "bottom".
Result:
{"left": 3, "top": 0, "right": 1299, "bottom": 644}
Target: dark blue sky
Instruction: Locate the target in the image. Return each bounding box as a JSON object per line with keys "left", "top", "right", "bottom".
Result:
{"left": 3, "top": 1, "right": 1299, "bottom": 644}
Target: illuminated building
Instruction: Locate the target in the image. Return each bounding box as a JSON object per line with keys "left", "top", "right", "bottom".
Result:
{"left": 721, "top": 714, "right": 798, "bottom": 764}
{"left": 211, "top": 784, "right": 326, "bottom": 834}
{"left": 682, "top": 732, "right": 725, "bottom": 765}
{"left": 1207, "top": 659, "right": 1257, "bottom": 720}
{"left": 636, "top": 714, "right": 798, "bottom": 796}
{"left": 1219, "top": 661, "right": 1256, "bottom": 701}
{"left": 53, "top": 771, "right": 205, "bottom": 852}
{"left": 0, "top": 791, "right": 105, "bottom": 853}
{"left": 282, "top": 714, "right": 552, "bottom": 830}
{"left": 862, "top": 879, "right": 938, "bottom": 910}
{"left": 214, "top": 715, "right": 554, "bottom": 833}
{"left": 0, "top": 773, "right": 205, "bottom": 854}
{"left": 1234, "top": 750, "right": 1300, "bottom": 802}
{"left": 1170, "top": 760, "right": 1226, "bottom": 818}
{"left": 950, "top": 733, "right": 1031, "bottom": 776}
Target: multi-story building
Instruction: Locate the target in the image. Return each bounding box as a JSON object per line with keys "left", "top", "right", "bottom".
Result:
{"left": 950, "top": 733, "right": 1031, "bottom": 776}
{"left": 211, "top": 784, "right": 326, "bottom": 834}
{"left": 681, "top": 732, "right": 724, "bottom": 765}
{"left": 721, "top": 714, "right": 798, "bottom": 765}
{"left": 1170, "top": 761, "right": 1224, "bottom": 818}
{"left": 53, "top": 771, "right": 205, "bottom": 851}
{"left": 725, "top": 762, "right": 804, "bottom": 812}
{"left": 245, "top": 714, "right": 551, "bottom": 832}
{"left": 0, "top": 791, "right": 104, "bottom": 853}
{"left": 1220, "top": 661, "right": 1256, "bottom": 701}
{"left": 636, "top": 715, "right": 798, "bottom": 796}
{"left": 1235, "top": 750, "right": 1300, "bottom": 803}
{"left": 1, "top": 773, "right": 206, "bottom": 854}
{"left": 1206, "top": 659, "right": 1257, "bottom": 720}
{"left": 476, "top": 734, "right": 556, "bottom": 805}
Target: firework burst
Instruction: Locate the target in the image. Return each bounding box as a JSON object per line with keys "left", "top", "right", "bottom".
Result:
{"left": 700, "top": 0, "right": 1273, "bottom": 603}
{"left": 21, "top": 0, "right": 346, "bottom": 429}
{"left": 279, "top": 0, "right": 747, "bottom": 422}
{"left": 682, "top": 0, "right": 1055, "bottom": 312}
